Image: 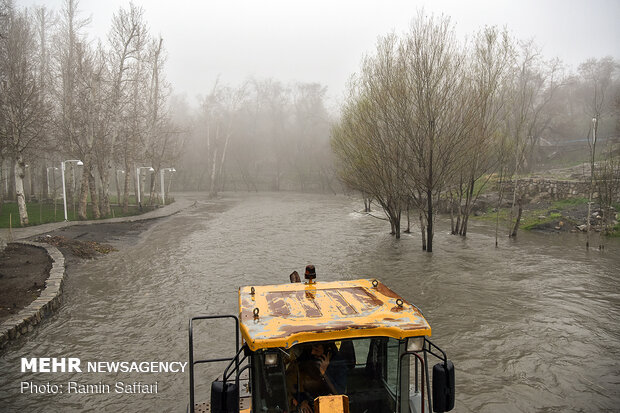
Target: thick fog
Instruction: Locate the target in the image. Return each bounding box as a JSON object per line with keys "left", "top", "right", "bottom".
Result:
{"left": 18, "top": 0, "right": 620, "bottom": 107}
{"left": 2, "top": 0, "right": 619, "bottom": 218}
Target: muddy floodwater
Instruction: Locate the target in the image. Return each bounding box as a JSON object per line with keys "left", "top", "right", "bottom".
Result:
{"left": 1, "top": 192, "right": 619, "bottom": 412}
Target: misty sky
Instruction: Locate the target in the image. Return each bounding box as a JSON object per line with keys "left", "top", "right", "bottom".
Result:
{"left": 19, "top": 0, "right": 620, "bottom": 107}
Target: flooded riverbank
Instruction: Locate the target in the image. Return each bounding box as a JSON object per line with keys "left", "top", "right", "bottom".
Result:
{"left": 1, "top": 192, "right": 618, "bottom": 412}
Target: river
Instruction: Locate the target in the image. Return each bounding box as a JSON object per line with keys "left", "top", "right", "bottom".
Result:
{"left": 1, "top": 192, "right": 619, "bottom": 412}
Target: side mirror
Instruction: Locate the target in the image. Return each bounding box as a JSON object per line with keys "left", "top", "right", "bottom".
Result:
{"left": 211, "top": 380, "right": 239, "bottom": 413}
{"left": 432, "top": 360, "right": 455, "bottom": 412}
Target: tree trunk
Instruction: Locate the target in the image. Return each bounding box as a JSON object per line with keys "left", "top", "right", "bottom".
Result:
{"left": 65, "top": 164, "right": 74, "bottom": 216}
{"left": 14, "top": 156, "right": 29, "bottom": 226}
{"left": 419, "top": 212, "right": 427, "bottom": 251}
{"left": 99, "top": 159, "right": 112, "bottom": 216}
{"left": 209, "top": 146, "right": 219, "bottom": 198}
{"left": 148, "top": 170, "right": 157, "bottom": 205}
{"left": 218, "top": 133, "right": 231, "bottom": 193}
{"left": 426, "top": 189, "right": 433, "bottom": 252}
{"left": 9, "top": 158, "right": 16, "bottom": 200}
{"left": 115, "top": 170, "right": 122, "bottom": 206}
{"left": 390, "top": 208, "right": 401, "bottom": 239}
{"left": 510, "top": 197, "right": 523, "bottom": 237}
{"left": 77, "top": 161, "right": 90, "bottom": 220}
{"left": 42, "top": 165, "right": 49, "bottom": 200}
{"left": 88, "top": 168, "right": 100, "bottom": 219}
{"left": 495, "top": 166, "right": 505, "bottom": 248}
{"left": 461, "top": 214, "right": 470, "bottom": 237}
{"left": 449, "top": 192, "right": 455, "bottom": 234}
{"left": 139, "top": 171, "right": 146, "bottom": 206}
{"left": 460, "top": 176, "right": 475, "bottom": 236}
{"left": 122, "top": 161, "right": 131, "bottom": 213}
{"left": 394, "top": 215, "right": 401, "bottom": 239}
{"left": 405, "top": 206, "right": 411, "bottom": 233}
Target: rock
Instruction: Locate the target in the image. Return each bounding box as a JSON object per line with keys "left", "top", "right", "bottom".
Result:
{"left": 577, "top": 224, "right": 587, "bottom": 231}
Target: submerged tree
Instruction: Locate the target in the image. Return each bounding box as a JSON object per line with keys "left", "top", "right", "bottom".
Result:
{"left": 332, "top": 34, "right": 408, "bottom": 239}
{"left": 400, "top": 13, "right": 470, "bottom": 251}
{"left": 451, "top": 26, "right": 513, "bottom": 237}
{"left": 333, "top": 13, "right": 470, "bottom": 251}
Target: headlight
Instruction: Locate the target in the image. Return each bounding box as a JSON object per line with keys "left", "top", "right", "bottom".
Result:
{"left": 407, "top": 336, "right": 425, "bottom": 352}
{"left": 265, "top": 352, "right": 278, "bottom": 366}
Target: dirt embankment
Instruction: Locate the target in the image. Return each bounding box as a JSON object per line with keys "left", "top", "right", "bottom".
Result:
{"left": 0, "top": 244, "right": 52, "bottom": 322}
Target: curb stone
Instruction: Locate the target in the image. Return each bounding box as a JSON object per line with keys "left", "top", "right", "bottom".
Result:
{"left": 0, "top": 241, "right": 65, "bottom": 350}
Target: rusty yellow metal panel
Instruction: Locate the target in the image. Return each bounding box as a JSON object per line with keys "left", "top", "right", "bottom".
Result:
{"left": 314, "top": 394, "right": 350, "bottom": 413}
{"left": 238, "top": 279, "right": 431, "bottom": 351}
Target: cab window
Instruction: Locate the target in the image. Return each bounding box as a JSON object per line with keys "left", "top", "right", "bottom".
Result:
{"left": 252, "top": 337, "right": 404, "bottom": 413}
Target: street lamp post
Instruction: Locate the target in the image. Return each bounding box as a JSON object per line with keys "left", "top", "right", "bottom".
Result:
{"left": 136, "top": 166, "right": 154, "bottom": 205}
{"left": 116, "top": 170, "right": 125, "bottom": 205}
{"left": 586, "top": 117, "right": 598, "bottom": 249}
{"left": 61, "top": 160, "right": 83, "bottom": 221}
{"left": 160, "top": 167, "right": 176, "bottom": 205}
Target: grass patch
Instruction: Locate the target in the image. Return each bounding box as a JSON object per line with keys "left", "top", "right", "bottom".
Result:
{"left": 606, "top": 222, "right": 620, "bottom": 237}
{"left": 521, "top": 212, "right": 563, "bottom": 230}
{"left": 474, "top": 207, "right": 571, "bottom": 231}
{"left": 0, "top": 200, "right": 156, "bottom": 228}
{"left": 475, "top": 207, "right": 510, "bottom": 222}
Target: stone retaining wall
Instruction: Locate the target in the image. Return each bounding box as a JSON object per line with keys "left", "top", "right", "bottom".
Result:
{"left": 502, "top": 178, "right": 616, "bottom": 201}
{"left": 0, "top": 242, "right": 65, "bottom": 350}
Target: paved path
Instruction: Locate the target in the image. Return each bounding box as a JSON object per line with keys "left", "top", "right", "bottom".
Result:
{"left": 4, "top": 195, "right": 195, "bottom": 241}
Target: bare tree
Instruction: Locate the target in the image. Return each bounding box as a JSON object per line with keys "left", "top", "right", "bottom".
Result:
{"left": 451, "top": 26, "right": 513, "bottom": 237}
{"left": 74, "top": 42, "right": 106, "bottom": 220}
{"left": 579, "top": 56, "right": 619, "bottom": 248}
{"left": 595, "top": 144, "right": 620, "bottom": 249}
{"left": 53, "top": 0, "right": 91, "bottom": 217}
{"left": 101, "top": 3, "right": 147, "bottom": 215}
{"left": 0, "top": 6, "right": 51, "bottom": 225}
{"left": 198, "top": 80, "right": 246, "bottom": 197}
{"left": 505, "top": 41, "right": 563, "bottom": 237}
{"left": 332, "top": 34, "right": 410, "bottom": 238}
{"left": 290, "top": 82, "right": 330, "bottom": 192}
{"left": 143, "top": 37, "right": 183, "bottom": 204}
{"left": 333, "top": 13, "right": 470, "bottom": 250}
{"left": 401, "top": 13, "right": 470, "bottom": 251}
{"left": 34, "top": 5, "right": 56, "bottom": 200}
